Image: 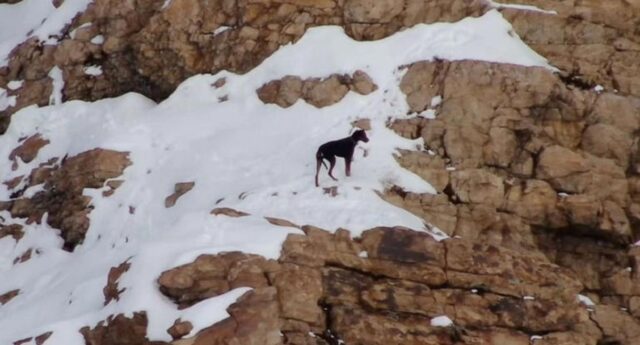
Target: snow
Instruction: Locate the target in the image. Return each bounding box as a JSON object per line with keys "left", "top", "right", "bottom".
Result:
{"left": 0, "top": 9, "right": 554, "bottom": 345}
{"left": 90, "top": 35, "right": 104, "bottom": 45}
{"left": 0, "top": 87, "right": 16, "bottom": 112}
{"left": 430, "top": 315, "right": 453, "bottom": 327}
{"left": 7, "top": 80, "right": 24, "bottom": 90}
{"left": 487, "top": 1, "right": 558, "bottom": 15}
{"left": 48, "top": 66, "right": 64, "bottom": 105}
{"left": 358, "top": 251, "right": 368, "bottom": 258}
{"left": 523, "top": 295, "right": 535, "bottom": 300}
{"left": 577, "top": 294, "right": 596, "bottom": 308}
{"left": 594, "top": 84, "right": 604, "bottom": 92}
{"left": 83, "top": 65, "right": 103, "bottom": 76}
{"left": 0, "top": 0, "right": 93, "bottom": 66}
{"left": 213, "top": 26, "right": 231, "bottom": 35}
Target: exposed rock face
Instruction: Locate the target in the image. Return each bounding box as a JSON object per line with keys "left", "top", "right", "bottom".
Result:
{"left": 388, "top": 59, "right": 640, "bottom": 341}
{"left": 1, "top": 148, "right": 130, "bottom": 250}
{"left": 0, "top": 0, "right": 485, "bottom": 132}
{"left": 158, "top": 226, "right": 599, "bottom": 345}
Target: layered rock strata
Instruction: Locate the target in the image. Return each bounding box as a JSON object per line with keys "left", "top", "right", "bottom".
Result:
{"left": 143, "top": 226, "right": 636, "bottom": 345}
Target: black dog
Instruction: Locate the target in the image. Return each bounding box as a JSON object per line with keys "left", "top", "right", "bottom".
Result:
{"left": 315, "top": 129, "right": 369, "bottom": 187}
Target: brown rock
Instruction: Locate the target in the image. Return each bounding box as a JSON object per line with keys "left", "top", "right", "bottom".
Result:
{"left": 0, "top": 224, "right": 24, "bottom": 241}
{"left": 264, "top": 216, "right": 300, "bottom": 228}
{"left": 4, "top": 148, "right": 131, "bottom": 251}
{"left": 349, "top": 70, "right": 377, "bottom": 95}
{"left": 167, "top": 319, "right": 193, "bottom": 340}
{"left": 210, "top": 207, "right": 250, "bottom": 217}
{"left": 9, "top": 134, "right": 50, "bottom": 170}
{"left": 344, "top": 0, "right": 404, "bottom": 23}
{"left": 0, "top": 289, "right": 19, "bottom": 305}
{"left": 158, "top": 252, "right": 275, "bottom": 308}
{"left": 302, "top": 75, "right": 349, "bottom": 108}
{"left": 80, "top": 312, "right": 162, "bottom": 345}
{"left": 165, "top": 182, "right": 195, "bottom": 208}
{"left": 103, "top": 260, "right": 131, "bottom": 305}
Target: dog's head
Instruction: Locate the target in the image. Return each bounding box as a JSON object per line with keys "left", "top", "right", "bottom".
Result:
{"left": 352, "top": 129, "right": 369, "bottom": 143}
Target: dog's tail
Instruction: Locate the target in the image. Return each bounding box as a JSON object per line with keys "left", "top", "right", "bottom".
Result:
{"left": 316, "top": 150, "right": 328, "bottom": 169}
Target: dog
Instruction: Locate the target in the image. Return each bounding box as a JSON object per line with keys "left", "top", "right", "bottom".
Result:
{"left": 315, "top": 129, "right": 369, "bottom": 187}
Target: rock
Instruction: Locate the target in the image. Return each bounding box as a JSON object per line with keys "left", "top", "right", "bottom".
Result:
{"left": 210, "top": 207, "right": 250, "bottom": 217}
{"left": 536, "top": 145, "right": 589, "bottom": 192}
{"left": 180, "top": 288, "right": 282, "bottom": 345}
{"left": 103, "top": 260, "right": 131, "bottom": 305}
{"left": 3, "top": 148, "right": 130, "bottom": 251}
{"left": 349, "top": 70, "right": 377, "bottom": 95}
{"left": 0, "top": 289, "right": 19, "bottom": 305}
{"left": 450, "top": 169, "right": 504, "bottom": 208}
{"left": 80, "top": 312, "right": 166, "bottom": 345}
{"left": 157, "top": 252, "right": 277, "bottom": 308}
{"left": 0, "top": 224, "right": 24, "bottom": 241}
{"left": 344, "top": 0, "right": 404, "bottom": 23}
{"left": 257, "top": 71, "right": 377, "bottom": 108}
{"left": 8, "top": 134, "right": 50, "bottom": 170}
{"left": 264, "top": 216, "right": 300, "bottom": 228}
{"left": 591, "top": 305, "right": 640, "bottom": 344}
{"left": 167, "top": 319, "right": 193, "bottom": 340}
{"left": 155, "top": 226, "right": 590, "bottom": 345}
{"left": 165, "top": 181, "right": 195, "bottom": 208}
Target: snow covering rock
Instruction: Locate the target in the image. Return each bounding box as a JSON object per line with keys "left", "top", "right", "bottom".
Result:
{"left": 1, "top": 0, "right": 640, "bottom": 344}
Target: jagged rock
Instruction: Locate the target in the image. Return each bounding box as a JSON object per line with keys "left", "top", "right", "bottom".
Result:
{"left": 103, "top": 260, "right": 131, "bottom": 305}
{"left": 80, "top": 312, "right": 168, "bottom": 345}
{"left": 159, "top": 226, "right": 589, "bottom": 345}
{"left": 302, "top": 75, "right": 349, "bottom": 108}
{"left": 176, "top": 287, "right": 282, "bottom": 345}
{"left": 349, "top": 70, "right": 377, "bottom": 95}
{"left": 165, "top": 181, "right": 195, "bottom": 208}
{"left": 3, "top": 148, "right": 130, "bottom": 251}
{"left": 591, "top": 305, "right": 640, "bottom": 344}
{"left": 157, "top": 252, "right": 277, "bottom": 308}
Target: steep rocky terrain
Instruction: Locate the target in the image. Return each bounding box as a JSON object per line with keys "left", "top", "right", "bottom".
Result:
{"left": 1, "top": 0, "right": 640, "bottom": 345}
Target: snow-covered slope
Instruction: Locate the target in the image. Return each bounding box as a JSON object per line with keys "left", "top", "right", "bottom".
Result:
{"left": 0, "top": 8, "right": 552, "bottom": 344}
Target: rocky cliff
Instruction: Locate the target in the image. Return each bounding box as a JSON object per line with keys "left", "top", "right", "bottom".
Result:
{"left": 1, "top": 0, "right": 640, "bottom": 345}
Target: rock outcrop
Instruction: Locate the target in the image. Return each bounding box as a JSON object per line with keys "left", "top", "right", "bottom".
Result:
{"left": 256, "top": 71, "right": 377, "bottom": 108}
{"left": 388, "top": 59, "right": 640, "bottom": 338}
{"left": 1, "top": 148, "right": 130, "bottom": 250}
{"left": 157, "top": 226, "right": 602, "bottom": 345}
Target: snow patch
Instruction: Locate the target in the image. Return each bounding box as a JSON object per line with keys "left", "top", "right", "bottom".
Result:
{"left": 0, "top": 87, "right": 16, "bottom": 111}
{"left": 213, "top": 26, "right": 231, "bottom": 35}
{"left": 7, "top": 80, "right": 24, "bottom": 90}
{"left": 577, "top": 294, "right": 596, "bottom": 308}
{"left": 48, "top": 66, "right": 64, "bottom": 105}
{"left": 90, "top": 35, "right": 104, "bottom": 45}
{"left": 83, "top": 65, "right": 103, "bottom": 76}
{"left": 430, "top": 315, "right": 453, "bottom": 327}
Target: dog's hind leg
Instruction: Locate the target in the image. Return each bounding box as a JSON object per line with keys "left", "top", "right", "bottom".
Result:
{"left": 327, "top": 156, "right": 338, "bottom": 181}
{"left": 315, "top": 157, "right": 322, "bottom": 187}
